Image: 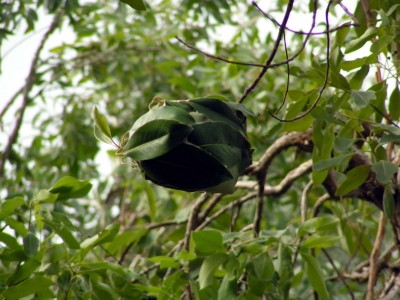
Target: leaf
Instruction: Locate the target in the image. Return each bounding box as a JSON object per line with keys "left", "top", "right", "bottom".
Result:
{"left": 188, "top": 98, "right": 245, "bottom": 134}
{"left": 122, "top": 120, "right": 193, "bottom": 161}
{"left": 120, "top": 0, "right": 147, "bottom": 11}
{"left": 6, "top": 258, "right": 41, "bottom": 286}
{"left": 246, "top": 252, "right": 274, "bottom": 296}
{"left": 94, "top": 125, "right": 113, "bottom": 145}
{"left": 92, "top": 106, "right": 112, "bottom": 139}
{"left": 41, "top": 212, "right": 80, "bottom": 249}
{"left": 192, "top": 230, "right": 223, "bottom": 254}
{"left": 1, "top": 276, "right": 55, "bottom": 300}
{"left": 217, "top": 275, "right": 237, "bottom": 300}
{"left": 310, "top": 106, "right": 342, "bottom": 125}
{"left": 345, "top": 27, "right": 377, "bottom": 54}
{"left": 302, "top": 235, "right": 340, "bottom": 248}
{"left": 372, "top": 124, "right": 400, "bottom": 136}
{"left": 298, "top": 217, "right": 340, "bottom": 236}
{"left": 277, "top": 244, "right": 293, "bottom": 300}
{"left": 49, "top": 176, "right": 92, "bottom": 201}
{"left": 389, "top": 87, "right": 400, "bottom": 121}
{"left": 336, "top": 165, "right": 371, "bottom": 196}
{"left": 80, "top": 223, "right": 120, "bottom": 259}
{"left": 386, "top": 4, "right": 400, "bottom": 16}
{"left": 370, "top": 36, "right": 393, "bottom": 54}
{"left": 0, "top": 232, "right": 23, "bottom": 251}
{"left": 383, "top": 185, "right": 395, "bottom": 219}
{"left": 199, "top": 253, "right": 228, "bottom": 290}
{"left": 0, "top": 197, "right": 25, "bottom": 218}
{"left": 312, "top": 153, "right": 353, "bottom": 172}
{"left": 371, "top": 160, "right": 398, "bottom": 184}
{"left": 351, "top": 90, "right": 376, "bottom": 108}
{"left": 333, "top": 137, "right": 355, "bottom": 153}
{"left": 144, "top": 185, "right": 157, "bottom": 222}
{"left": 5, "top": 217, "right": 28, "bottom": 237}
{"left": 301, "top": 253, "right": 330, "bottom": 299}
{"left": 129, "top": 105, "right": 195, "bottom": 134}
{"left": 33, "top": 189, "right": 58, "bottom": 204}
{"left": 40, "top": 243, "right": 67, "bottom": 271}
{"left": 23, "top": 233, "right": 39, "bottom": 257}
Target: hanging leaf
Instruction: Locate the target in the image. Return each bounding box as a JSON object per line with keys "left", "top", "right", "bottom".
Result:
{"left": 371, "top": 160, "right": 398, "bottom": 184}
{"left": 120, "top": 0, "right": 147, "bottom": 11}
{"left": 336, "top": 165, "right": 371, "bottom": 196}
{"left": 301, "top": 253, "right": 330, "bottom": 300}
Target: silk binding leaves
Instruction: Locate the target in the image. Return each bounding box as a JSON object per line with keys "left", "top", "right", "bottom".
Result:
{"left": 93, "top": 97, "right": 254, "bottom": 194}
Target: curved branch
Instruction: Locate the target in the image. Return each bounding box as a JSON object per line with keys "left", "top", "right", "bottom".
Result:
{"left": 0, "top": 13, "right": 61, "bottom": 176}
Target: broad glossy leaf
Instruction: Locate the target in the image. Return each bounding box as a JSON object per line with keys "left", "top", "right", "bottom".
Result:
{"left": 333, "top": 137, "right": 355, "bottom": 153}
{"left": 311, "top": 106, "right": 342, "bottom": 125}
{"left": 370, "top": 35, "right": 393, "bottom": 54}
{"left": 0, "top": 197, "right": 25, "bottom": 217}
{"left": 372, "top": 123, "right": 400, "bottom": 136}
{"left": 345, "top": 27, "right": 377, "bottom": 54}
{"left": 193, "top": 230, "right": 223, "bottom": 254}
{"left": 301, "top": 253, "right": 330, "bottom": 299}
{"left": 298, "top": 217, "right": 340, "bottom": 236}
{"left": 188, "top": 121, "right": 250, "bottom": 150}
{"left": 188, "top": 98, "right": 245, "bottom": 134}
{"left": 371, "top": 160, "right": 398, "bottom": 184}
{"left": 217, "top": 275, "right": 237, "bottom": 300}
{"left": 123, "top": 120, "right": 193, "bottom": 160}
{"left": 6, "top": 258, "right": 41, "bottom": 286}
{"left": 246, "top": 252, "right": 274, "bottom": 296}
{"left": 5, "top": 217, "right": 28, "bottom": 237}
{"left": 278, "top": 244, "right": 293, "bottom": 300}
{"left": 312, "top": 153, "right": 353, "bottom": 172}
{"left": 384, "top": 185, "right": 395, "bottom": 219}
{"left": 139, "top": 143, "right": 233, "bottom": 192}
{"left": 33, "top": 189, "right": 58, "bottom": 204}
{"left": 49, "top": 176, "right": 92, "bottom": 201}
{"left": 40, "top": 243, "right": 67, "bottom": 271}
{"left": 23, "top": 233, "right": 39, "bottom": 257}
{"left": 92, "top": 106, "right": 112, "bottom": 139}
{"left": 94, "top": 125, "right": 113, "bottom": 144}
{"left": 302, "top": 235, "right": 340, "bottom": 248}
{"left": 336, "top": 165, "right": 371, "bottom": 196}
{"left": 129, "top": 106, "right": 195, "bottom": 134}
{"left": 0, "top": 232, "right": 22, "bottom": 251}
{"left": 205, "top": 163, "right": 239, "bottom": 194}
{"left": 351, "top": 90, "right": 376, "bottom": 108}
{"left": 199, "top": 253, "right": 228, "bottom": 289}
{"left": 199, "top": 144, "right": 242, "bottom": 168}
{"left": 120, "top": 0, "right": 146, "bottom": 11}
{"left": 389, "top": 87, "right": 400, "bottom": 121}
{"left": 1, "top": 276, "right": 55, "bottom": 300}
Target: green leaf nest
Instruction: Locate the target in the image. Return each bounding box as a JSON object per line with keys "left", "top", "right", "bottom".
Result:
{"left": 117, "top": 97, "right": 254, "bottom": 194}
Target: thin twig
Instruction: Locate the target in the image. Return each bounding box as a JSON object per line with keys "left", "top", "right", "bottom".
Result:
{"left": 238, "top": 0, "right": 295, "bottom": 103}
{"left": 301, "top": 180, "right": 313, "bottom": 223}
{"left": 322, "top": 249, "right": 355, "bottom": 300}
{"left": 276, "top": 29, "right": 290, "bottom": 114}
{"left": 366, "top": 212, "right": 386, "bottom": 300}
{"left": 253, "top": 174, "right": 266, "bottom": 237}
{"left": 268, "top": 1, "right": 332, "bottom": 122}
{"left": 0, "top": 13, "right": 61, "bottom": 176}
{"left": 253, "top": 2, "right": 359, "bottom": 36}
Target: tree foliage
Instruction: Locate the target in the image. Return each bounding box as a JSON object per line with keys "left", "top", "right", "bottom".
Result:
{"left": 0, "top": 0, "right": 400, "bottom": 299}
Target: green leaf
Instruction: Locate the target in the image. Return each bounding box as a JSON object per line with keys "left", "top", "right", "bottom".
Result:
{"left": 120, "top": 0, "right": 147, "bottom": 11}
{"left": 5, "top": 217, "right": 28, "bottom": 237}
{"left": 0, "top": 197, "right": 25, "bottom": 217}
{"left": 383, "top": 185, "right": 395, "bottom": 219}
{"left": 199, "top": 253, "right": 228, "bottom": 290}
{"left": 311, "top": 106, "right": 342, "bottom": 125}
{"left": 345, "top": 27, "right": 377, "bottom": 54}
{"left": 386, "top": 4, "right": 400, "bottom": 16}
{"left": 246, "top": 252, "right": 274, "bottom": 296}
{"left": 193, "top": 230, "right": 223, "bottom": 254}
{"left": 312, "top": 153, "right": 353, "bottom": 172}
{"left": 94, "top": 125, "right": 113, "bottom": 145}
{"left": 333, "top": 137, "right": 355, "bottom": 153}
{"left": 40, "top": 243, "right": 67, "bottom": 271}
{"left": 6, "top": 258, "right": 41, "bottom": 286}
{"left": 298, "top": 217, "right": 340, "bottom": 236}
{"left": 389, "top": 87, "right": 400, "bottom": 121}
{"left": 217, "top": 275, "right": 237, "bottom": 300}
{"left": 129, "top": 105, "right": 195, "bottom": 134}
{"left": 351, "top": 90, "right": 376, "bottom": 108}
{"left": 379, "top": 134, "right": 400, "bottom": 145}
{"left": 188, "top": 98, "right": 245, "bottom": 134}
{"left": 144, "top": 185, "right": 157, "bottom": 222}
{"left": 370, "top": 35, "right": 393, "bottom": 54}
{"left": 301, "top": 253, "right": 330, "bottom": 299}
{"left": 278, "top": 244, "right": 293, "bottom": 300}
{"left": 1, "top": 276, "right": 55, "bottom": 300}
{"left": 302, "top": 235, "right": 340, "bottom": 248}
{"left": 23, "top": 233, "right": 39, "bottom": 257}
{"left": 336, "top": 165, "right": 371, "bottom": 196}
{"left": 81, "top": 223, "right": 120, "bottom": 259}
{"left": 33, "top": 189, "right": 58, "bottom": 204}
{"left": 122, "top": 120, "right": 193, "bottom": 160}
{"left": 0, "top": 232, "right": 23, "bottom": 251}
{"left": 372, "top": 124, "right": 400, "bottom": 136}
{"left": 371, "top": 160, "right": 398, "bottom": 184}
{"left": 49, "top": 176, "right": 92, "bottom": 201}
{"left": 92, "top": 106, "right": 112, "bottom": 139}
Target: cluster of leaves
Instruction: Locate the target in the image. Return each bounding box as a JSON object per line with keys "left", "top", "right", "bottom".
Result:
{"left": 0, "top": 0, "right": 400, "bottom": 299}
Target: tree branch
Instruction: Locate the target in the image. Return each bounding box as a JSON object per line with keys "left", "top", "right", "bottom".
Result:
{"left": 0, "top": 13, "right": 61, "bottom": 177}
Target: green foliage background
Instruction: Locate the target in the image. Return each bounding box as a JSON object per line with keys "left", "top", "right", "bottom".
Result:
{"left": 0, "top": 0, "right": 400, "bottom": 299}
